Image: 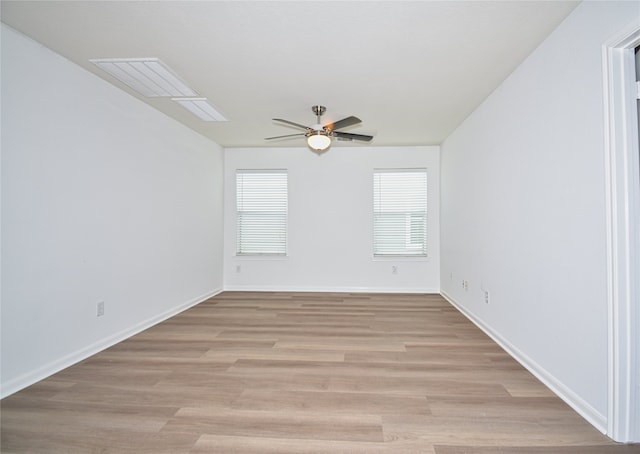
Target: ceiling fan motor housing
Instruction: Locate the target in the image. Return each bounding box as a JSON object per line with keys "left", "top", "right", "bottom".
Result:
{"left": 309, "top": 123, "right": 326, "bottom": 133}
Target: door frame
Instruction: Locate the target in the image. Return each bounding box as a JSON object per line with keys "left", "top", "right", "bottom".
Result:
{"left": 603, "top": 20, "right": 640, "bottom": 443}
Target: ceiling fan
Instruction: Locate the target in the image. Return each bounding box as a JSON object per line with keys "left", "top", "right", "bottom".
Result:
{"left": 266, "top": 105, "right": 373, "bottom": 153}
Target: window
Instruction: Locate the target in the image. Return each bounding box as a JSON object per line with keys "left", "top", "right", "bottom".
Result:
{"left": 236, "top": 170, "right": 288, "bottom": 255}
{"left": 373, "top": 169, "right": 427, "bottom": 256}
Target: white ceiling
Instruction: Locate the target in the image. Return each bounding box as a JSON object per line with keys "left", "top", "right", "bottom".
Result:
{"left": 1, "top": 1, "right": 579, "bottom": 148}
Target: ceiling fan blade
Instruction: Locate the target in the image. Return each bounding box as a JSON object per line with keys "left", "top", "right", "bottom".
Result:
{"left": 324, "top": 116, "right": 361, "bottom": 131}
{"left": 265, "top": 133, "right": 306, "bottom": 140}
{"left": 333, "top": 131, "right": 373, "bottom": 142}
{"left": 273, "top": 118, "right": 309, "bottom": 130}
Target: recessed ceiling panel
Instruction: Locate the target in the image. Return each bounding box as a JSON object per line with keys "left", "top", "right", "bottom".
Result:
{"left": 90, "top": 58, "right": 197, "bottom": 98}
{"left": 172, "top": 98, "right": 227, "bottom": 122}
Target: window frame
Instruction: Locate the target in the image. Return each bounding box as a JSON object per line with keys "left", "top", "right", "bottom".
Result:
{"left": 372, "top": 168, "right": 428, "bottom": 258}
{"left": 235, "top": 169, "right": 288, "bottom": 257}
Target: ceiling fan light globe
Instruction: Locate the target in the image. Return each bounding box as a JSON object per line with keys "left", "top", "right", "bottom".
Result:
{"left": 307, "top": 132, "right": 331, "bottom": 152}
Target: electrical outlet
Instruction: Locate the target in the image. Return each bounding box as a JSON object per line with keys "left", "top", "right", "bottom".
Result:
{"left": 392, "top": 265, "right": 398, "bottom": 274}
{"left": 236, "top": 265, "right": 241, "bottom": 273}
{"left": 464, "top": 280, "right": 469, "bottom": 292}
{"left": 484, "top": 291, "right": 490, "bottom": 304}
{"left": 97, "top": 301, "right": 105, "bottom": 317}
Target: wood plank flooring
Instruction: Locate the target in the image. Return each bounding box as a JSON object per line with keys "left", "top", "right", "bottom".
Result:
{"left": 1, "top": 292, "right": 638, "bottom": 453}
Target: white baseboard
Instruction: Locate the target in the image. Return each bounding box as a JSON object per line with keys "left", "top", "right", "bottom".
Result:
{"left": 440, "top": 290, "right": 608, "bottom": 434}
{"left": 222, "top": 285, "right": 440, "bottom": 294}
{"left": 0, "top": 287, "right": 223, "bottom": 399}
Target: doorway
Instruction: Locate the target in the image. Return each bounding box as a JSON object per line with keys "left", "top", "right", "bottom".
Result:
{"left": 604, "top": 23, "right": 640, "bottom": 443}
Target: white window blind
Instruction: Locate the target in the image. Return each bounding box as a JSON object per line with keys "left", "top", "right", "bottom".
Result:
{"left": 373, "top": 169, "right": 427, "bottom": 256}
{"left": 236, "top": 170, "right": 288, "bottom": 255}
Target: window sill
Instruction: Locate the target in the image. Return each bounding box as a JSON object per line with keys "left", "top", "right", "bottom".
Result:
{"left": 372, "top": 255, "right": 428, "bottom": 262}
{"left": 235, "top": 255, "right": 289, "bottom": 261}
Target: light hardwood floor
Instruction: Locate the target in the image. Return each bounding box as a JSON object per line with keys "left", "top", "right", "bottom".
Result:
{"left": 1, "top": 292, "right": 638, "bottom": 453}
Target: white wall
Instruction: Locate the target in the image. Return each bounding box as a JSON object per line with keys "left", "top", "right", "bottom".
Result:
{"left": 0, "top": 25, "right": 225, "bottom": 397}
{"left": 224, "top": 146, "right": 439, "bottom": 293}
{"left": 440, "top": 1, "right": 638, "bottom": 433}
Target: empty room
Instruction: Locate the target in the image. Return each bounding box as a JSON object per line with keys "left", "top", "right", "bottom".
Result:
{"left": 1, "top": 1, "right": 639, "bottom": 452}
